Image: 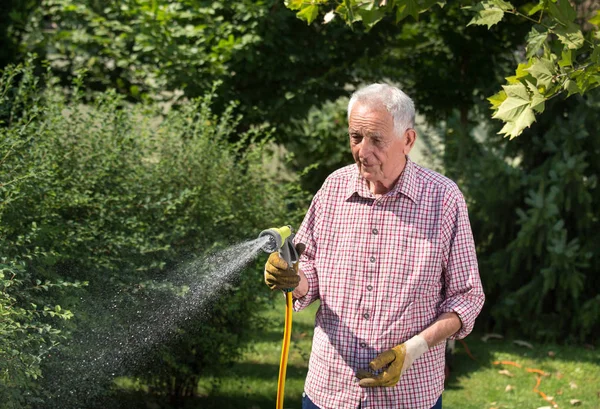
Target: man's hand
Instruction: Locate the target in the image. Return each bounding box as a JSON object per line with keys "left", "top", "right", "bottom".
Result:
{"left": 356, "top": 335, "right": 429, "bottom": 387}
{"left": 264, "top": 244, "right": 304, "bottom": 291}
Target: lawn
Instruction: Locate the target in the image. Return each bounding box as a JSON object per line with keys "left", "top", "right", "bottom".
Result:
{"left": 198, "top": 299, "right": 600, "bottom": 409}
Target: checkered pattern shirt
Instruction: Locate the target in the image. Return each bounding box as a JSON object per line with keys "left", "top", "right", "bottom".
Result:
{"left": 293, "top": 157, "right": 484, "bottom": 409}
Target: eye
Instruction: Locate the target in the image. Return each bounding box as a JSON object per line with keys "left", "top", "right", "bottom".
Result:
{"left": 350, "top": 133, "right": 363, "bottom": 143}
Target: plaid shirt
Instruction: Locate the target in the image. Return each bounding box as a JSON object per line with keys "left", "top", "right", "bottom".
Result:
{"left": 294, "top": 157, "right": 484, "bottom": 409}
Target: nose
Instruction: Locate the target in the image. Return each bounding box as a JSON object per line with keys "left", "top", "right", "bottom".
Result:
{"left": 358, "top": 138, "right": 374, "bottom": 161}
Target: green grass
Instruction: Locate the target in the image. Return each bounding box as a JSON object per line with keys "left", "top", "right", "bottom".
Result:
{"left": 197, "top": 299, "right": 600, "bottom": 409}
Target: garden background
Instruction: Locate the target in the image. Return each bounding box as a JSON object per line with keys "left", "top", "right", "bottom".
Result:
{"left": 1, "top": 0, "right": 599, "bottom": 408}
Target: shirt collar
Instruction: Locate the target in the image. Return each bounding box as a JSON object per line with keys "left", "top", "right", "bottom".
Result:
{"left": 345, "top": 156, "right": 419, "bottom": 203}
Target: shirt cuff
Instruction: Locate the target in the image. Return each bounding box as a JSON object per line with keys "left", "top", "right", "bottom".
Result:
{"left": 438, "top": 292, "right": 484, "bottom": 340}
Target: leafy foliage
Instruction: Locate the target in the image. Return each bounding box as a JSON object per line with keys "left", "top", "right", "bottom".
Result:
{"left": 285, "top": 0, "right": 600, "bottom": 138}
{"left": 19, "top": 0, "right": 393, "bottom": 129}
{"left": 441, "top": 92, "right": 600, "bottom": 342}
{"left": 0, "top": 58, "right": 303, "bottom": 408}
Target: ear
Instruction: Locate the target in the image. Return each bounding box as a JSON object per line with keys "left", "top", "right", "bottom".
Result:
{"left": 403, "top": 128, "right": 417, "bottom": 154}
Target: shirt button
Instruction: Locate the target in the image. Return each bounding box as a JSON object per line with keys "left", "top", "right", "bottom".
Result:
{"left": 376, "top": 202, "right": 382, "bottom": 207}
{"left": 367, "top": 285, "right": 373, "bottom": 291}
{"left": 369, "top": 256, "right": 375, "bottom": 263}
{"left": 360, "top": 342, "right": 366, "bottom": 348}
{"left": 363, "top": 313, "right": 370, "bottom": 320}
{"left": 372, "top": 228, "right": 378, "bottom": 235}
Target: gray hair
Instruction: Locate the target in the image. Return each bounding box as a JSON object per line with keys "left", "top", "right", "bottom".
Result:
{"left": 347, "top": 83, "right": 415, "bottom": 138}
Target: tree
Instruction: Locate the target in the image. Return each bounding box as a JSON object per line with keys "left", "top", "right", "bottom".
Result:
{"left": 18, "top": 0, "right": 395, "bottom": 130}
{"left": 285, "top": 0, "right": 600, "bottom": 138}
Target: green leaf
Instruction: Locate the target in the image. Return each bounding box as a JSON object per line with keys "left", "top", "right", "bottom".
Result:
{"left": 297, "top": 4, "right": 319, "bottom": 24}
{"left": 284, "top": 0, "right": 304, "bottom": 10}
{"left": 488, "top": 89, "right": 507, "bottom": 109}
{"left": 527, "top": 1, "right": 544, "bottom": 16}
{"left": 547, "top": 0, "right": 576, "bottom": 26}
{"left": 505, "top": 62, "right": 532, "bottom": 84}
{"left": 496, "top": 106, "right": 535, "bottom": 139}
{"left": 553, "top": 22, "right": 584, "bottom": 50}
{"left": 589, "top": 10, "right": 600, "bottom": 26}
{"left": 466, "top": 0, "right": 513, "bottom": 29}
{"left": 563, "top": 79, "right": 580, "bottom": 97}
{"left": 493, "top": 83, "right": 530, "bottom": 121}
{"left": 396, "top": 0, "right": 419, "bottom": 22}
{"left": 417, "top": 0, "right": 445, "bottom": 11}
{"left": 558, "top": 49, "right": 572, "bottom": 67}
{"left": 526, "top": 58, "right": 556, "bottom": 89}
{"left": 359, "top": 9, "right": 387, "bottom": 28}
{"left": 526, "top": 81, "right": 545, "bottom": 113}
{"left": 591, "top": 46, "right": 600, "bottom": 64}
{"left": 526, "top": 26, "right": 547, "bottom": 59}
{"left": 493, "top": 82, "right": 537, "bottom": 138}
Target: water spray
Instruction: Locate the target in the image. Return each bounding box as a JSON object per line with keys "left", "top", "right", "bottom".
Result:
{"left": 258, "top": 225, "right": 299, "bottom": 409}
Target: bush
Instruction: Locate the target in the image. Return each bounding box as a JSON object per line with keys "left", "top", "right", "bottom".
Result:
{"left": 0, "top": 58, "right": 303, "bottom": 408}
{"left": 441, "top": 93, "right": 600, "bottom": 343}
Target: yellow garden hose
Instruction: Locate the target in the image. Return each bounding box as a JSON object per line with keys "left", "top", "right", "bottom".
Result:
{"left": 258, "top": 226, "right": 300, "bottom": 409}
{"left": 276, "top": 291, "right": 293, "bottom": 409}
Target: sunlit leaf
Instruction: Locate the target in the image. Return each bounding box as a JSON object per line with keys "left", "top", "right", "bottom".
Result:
{"left": 554, "top": 22, "right": 584, "bottom": 50}
{"left": 323, "top": 9, "right": 335, "bottom": 23}
{"left": 466, "top": 1, "right": 508, "bottom": 29}
{"left": 284, "top": 0, "right": 304, "bottom": 10}
{"left": 558, "top": 49, "right": 573, "bottom": 67}
{"left": 297, "top": 4, "right": 319, "bottom": 24}
{"left": 526, "top": 58, "right": 556, "bottom": 89}
{"left": 589, "top": 10, "right": 600, "bottom": 26}
{"left": 526, "top": 81, "right": 545, "bottom": 112}
{"left": 493, "top": 83, "right": 537, "bottom": 138}
{"left": 488, "top": 89, "right": 507, "bottom": 109}
{"left": 526, "top": 26, "right": 547, "bottom": 59}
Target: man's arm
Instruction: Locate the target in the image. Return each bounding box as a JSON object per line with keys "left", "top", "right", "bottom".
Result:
{"left": 419, "top": 312, "right": 462, "bottom": 348}
{"left": 292, "top": 267, "right": 309, "bottom": 299}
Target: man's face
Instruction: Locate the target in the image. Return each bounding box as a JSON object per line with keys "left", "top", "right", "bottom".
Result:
{"left": 348, "top": 103, "right": 414, "bottom": 186}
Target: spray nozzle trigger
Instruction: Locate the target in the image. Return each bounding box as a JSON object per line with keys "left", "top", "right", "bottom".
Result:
{"left": 258, "top": 226, "right": 299, "bottom": 268}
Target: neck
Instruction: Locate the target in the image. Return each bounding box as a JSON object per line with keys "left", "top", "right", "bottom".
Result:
{"left": 367, "top": 158, "right": 407, "bottom": 196}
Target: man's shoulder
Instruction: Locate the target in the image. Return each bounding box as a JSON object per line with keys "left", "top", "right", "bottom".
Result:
{"left": 321, "top": 164, "right": 356, "bottom": 188}
{"left": 327, "top": 164, "right": 357, "bottom": 180}
{"left": 412, "top": 162, "right": 462, "bottom": 197}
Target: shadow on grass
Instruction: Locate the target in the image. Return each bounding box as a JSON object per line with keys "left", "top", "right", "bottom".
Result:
{"left": 445, "top": 333, "right": 600, "bottom": 391}
{"left": 104, "top": 361, "right": 307, "bottom": 409}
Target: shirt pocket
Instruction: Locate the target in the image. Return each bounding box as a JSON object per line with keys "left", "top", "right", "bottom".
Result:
{"left": 384, "top": 236, "right": 439, "bottom": 300}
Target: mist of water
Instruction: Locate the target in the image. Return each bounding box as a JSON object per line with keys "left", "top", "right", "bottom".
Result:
{"left": 43, "top": 236, "right": 269, "bottom": 408}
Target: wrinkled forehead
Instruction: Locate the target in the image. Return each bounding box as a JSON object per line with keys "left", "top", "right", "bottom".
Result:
{"left": 348, "top": 103, "right": 394, "bottom": 133}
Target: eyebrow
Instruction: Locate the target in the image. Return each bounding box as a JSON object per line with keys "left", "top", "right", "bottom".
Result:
{"left": 348, "top": 129, "right": 383, "bottom": 139}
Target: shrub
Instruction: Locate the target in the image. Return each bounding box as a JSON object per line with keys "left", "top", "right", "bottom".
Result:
{"left": 442, "top": 93, "right": 600, "bottom": 343}
{"left": 0, "top": 58, "right": 302, "bottom": 408}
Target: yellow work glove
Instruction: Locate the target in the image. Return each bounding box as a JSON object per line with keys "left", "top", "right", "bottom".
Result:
{"left": 264, "top": 244, "right": 305, "bottom": 291}
{"left": 357, "top": 335, "right": 429, "bottom": 387}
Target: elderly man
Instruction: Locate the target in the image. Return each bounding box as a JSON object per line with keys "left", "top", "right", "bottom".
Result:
{"left": 265, "top": 83, "right": 484, "bottom": 409}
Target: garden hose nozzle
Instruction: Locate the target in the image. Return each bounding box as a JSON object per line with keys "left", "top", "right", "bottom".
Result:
{"left": 258, "top": 225, "right": 299, "bottom": 271}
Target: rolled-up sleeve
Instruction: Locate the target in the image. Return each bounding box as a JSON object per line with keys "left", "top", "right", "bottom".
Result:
{"left": 438, "top": 186, "right": 485, "bottom": 339}
{"left": 293, "top": 191, "right": 321, "bottom": 311}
